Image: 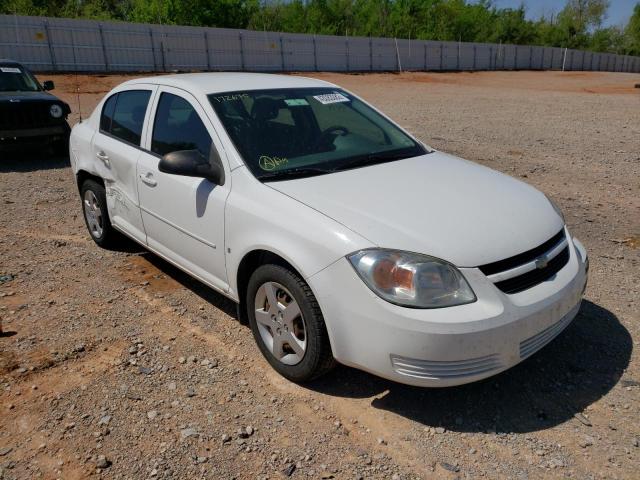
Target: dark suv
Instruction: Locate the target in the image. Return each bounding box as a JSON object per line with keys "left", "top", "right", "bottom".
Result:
{"left": 0, "top": 59, "right": 71, "bottom": 154}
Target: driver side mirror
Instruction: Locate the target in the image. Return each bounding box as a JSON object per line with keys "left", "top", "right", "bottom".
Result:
{"left": 42, "top": 80, "right": 55, "bottom": 91}
{"left": 158, "top": 149, "right": 225, "bottom": 186}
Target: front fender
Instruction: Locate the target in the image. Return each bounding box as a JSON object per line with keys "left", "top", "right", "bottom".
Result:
{"left": 225, "top": 167, "right": 373, "bottom": 301}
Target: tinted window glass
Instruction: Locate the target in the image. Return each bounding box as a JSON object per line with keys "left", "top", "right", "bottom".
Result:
{"left": 0, "top": 65, "right": 40, "bottom": 92}
{"left": 100, "top": 94, "right": 117, "bottom": 133}
{"left": 110, "top": 90, "right": 151, "bottom": 145}
{"left": 151, "top": 93, "right": 212, "bottom": 159}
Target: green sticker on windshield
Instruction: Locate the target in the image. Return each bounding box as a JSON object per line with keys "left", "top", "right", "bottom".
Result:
{"left": 259, "top": 155, "right": 288, "bottom": 171}
{"left": 284, "top": 99, "right": 309, "bottom": 107}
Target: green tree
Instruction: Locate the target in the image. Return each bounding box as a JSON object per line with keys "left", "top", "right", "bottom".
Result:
{"left": 626, "top": 3, "right": 640, "bottom": 54}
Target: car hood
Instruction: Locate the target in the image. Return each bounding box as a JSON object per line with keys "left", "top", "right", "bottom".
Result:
{"left": 268, "top": 152, "right": 564, "bottom": 267}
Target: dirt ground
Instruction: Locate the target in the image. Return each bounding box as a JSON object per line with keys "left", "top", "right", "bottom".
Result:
{"left": 1, "top": 70, "right": 639, "bottom": 480}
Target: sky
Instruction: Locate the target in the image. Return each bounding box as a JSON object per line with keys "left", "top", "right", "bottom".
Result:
{"left": 491, "top": 0, "right": 637, "bottom": 27}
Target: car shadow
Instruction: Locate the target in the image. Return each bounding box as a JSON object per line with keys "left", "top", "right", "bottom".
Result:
{"left": 304, "top": 300, "right": 632, "bottom": 433}
{"left": 107, "top": 247, "right": 632, "bottom": 434}
{"left": 135, "top": 251, "right": 238, "bottom": 320}
{"left": 0, "top": 150, "right": 70, "bottom": 172}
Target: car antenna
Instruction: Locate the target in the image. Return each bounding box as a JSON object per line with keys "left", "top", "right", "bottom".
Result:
{"left": 69, "top": 31, "right": 82, "bottom": 123}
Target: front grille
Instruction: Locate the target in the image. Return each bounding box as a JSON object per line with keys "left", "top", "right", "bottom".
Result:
{"left": 479, "top": 229, "right": 570, "bottom": 294}
{"left": 493, "top": 247, "right": 569, "bottom": 294}
{"left": 0, "top": 103, "right": 60, "bottom": 130}
{"left": 390, "top": 353, "right": 503, "bottom": 380}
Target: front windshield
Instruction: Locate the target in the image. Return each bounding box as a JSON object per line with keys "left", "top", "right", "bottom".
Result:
{"left": 0, "top": 65, "right": 40, "bottom": 92}
{"left": 209, "top": 88, "right": 426, "bottom": 181}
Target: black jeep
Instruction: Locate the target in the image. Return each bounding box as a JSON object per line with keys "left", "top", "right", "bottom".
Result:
{"left": 0, "top": 59, "right": 71, "bottom": 154}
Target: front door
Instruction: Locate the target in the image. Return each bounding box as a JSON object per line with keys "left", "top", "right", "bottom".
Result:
{"left": 137, "top": 87, "right": 230, "bottom": 294}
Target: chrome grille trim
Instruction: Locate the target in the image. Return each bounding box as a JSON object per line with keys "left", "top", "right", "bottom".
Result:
{"left": 390, "top": 353, "right": 503, "bottom": 380}
{"left": 486, "top": 236, "right": 568, "bottom": 283}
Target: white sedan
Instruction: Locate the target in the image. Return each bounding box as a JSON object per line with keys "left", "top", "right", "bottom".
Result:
{"left": 69, "top": 73, "right": 588, "bottom": 387}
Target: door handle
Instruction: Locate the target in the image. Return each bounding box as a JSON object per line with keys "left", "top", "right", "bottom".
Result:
{"left": 139, "top": 172, "right": 158, "bottom": 187}
{"left": 96, "top": 150, "right": 110, "bottom": 166}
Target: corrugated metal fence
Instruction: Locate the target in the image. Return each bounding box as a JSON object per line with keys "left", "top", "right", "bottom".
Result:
{"left": 1, "top": 14, "right": 639, "bottom": 74}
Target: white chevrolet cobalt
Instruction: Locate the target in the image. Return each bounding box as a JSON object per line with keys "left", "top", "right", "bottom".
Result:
{"left": 70, "top": 73, "right": 588, "bottom": 387}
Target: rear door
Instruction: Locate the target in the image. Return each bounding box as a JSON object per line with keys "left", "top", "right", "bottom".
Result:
{"left": 137, "top": 86, "right": 231, "bottom": 293}
{"left": 92, "top": 86, "right": 156, "bottom": 243}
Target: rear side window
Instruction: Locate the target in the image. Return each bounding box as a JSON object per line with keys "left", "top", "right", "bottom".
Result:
{"left": 100, "top": 90, "right": 151, "bottom": 146}
{"left": 151, "top": 92, "right": 212, "bottom": 159}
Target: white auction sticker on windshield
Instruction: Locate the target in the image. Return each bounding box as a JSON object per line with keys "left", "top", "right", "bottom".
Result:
{"left": 312, "top": 92, "right": 350, "bottom": 105}
{"left": 0, "top": 67, "right": 22, "bottom": 73}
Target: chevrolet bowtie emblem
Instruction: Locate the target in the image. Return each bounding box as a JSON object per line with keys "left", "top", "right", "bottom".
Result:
{"left": 535, "top": 255, "right": 549, "bottom": 269}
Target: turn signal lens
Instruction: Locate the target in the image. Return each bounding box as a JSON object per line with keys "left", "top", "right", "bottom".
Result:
{"left": 348, "top": 249, "right": 476, "bottom": 308}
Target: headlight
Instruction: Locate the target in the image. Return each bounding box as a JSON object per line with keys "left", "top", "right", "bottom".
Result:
{"left": 545, "top": 194, "right": 565, "bottom": 223}
{"left": 347, "top": 249, "right": 476, "bottom": 308}
{"left": 49, "top": 104, "right": 63, "bottom": 118}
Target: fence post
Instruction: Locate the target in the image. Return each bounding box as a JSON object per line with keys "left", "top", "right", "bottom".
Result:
{"left": 473, "top": 44, "right": 476, "bottom": 70}
{"left": 424, "top": 42, "right": 427, "bottom": 71}
{"left": 98, "top": 24, "right": 109, "bottom": 71}
{"left": 313, "top": 35, "right": 318, "bottom": 71}
{"left": 345, "top": 37, "right": 349, "bottom": 72}
{"left": 279, "top": 35, "right": 285, "bottom": 71}
{"left": 529, "top": 46, "right": 532, "bottom": 69}
{"left": 457, "top": 40, "right": 460, "bottom": 70}
{"left": 204, "top": 31, "right": 211, "bottom": 70}
{"left": 239, "top": 33, "right": 245, "bottom": 71}
{"left": 439, "top": 42, "right": 443, "bottom": 70}
{"left": 369, "top": 36, "right": 373, "bottom": 71}
{"left": 69, "top": 29, "right": 78, "bottom": 71}
{"left": 149, "top": 28, "right": 156, "bottom": 71}
{"left": 514, "top": 46, "right": 517, "bottom": 70}
{"left": 394, "top": 37, "right": 402, "bottom": 73}
{"left": 562, "top": 48, "right": 567, "bottom": 71}
{"left": 44, "top": 21, "right": 57, "bottom": 71}
{"left": 160, "top": 39, "right": 166, "bottom": 72}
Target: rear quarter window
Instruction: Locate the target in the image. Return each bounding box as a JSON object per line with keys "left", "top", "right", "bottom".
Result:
{"left": 100, "top": 94, "right": 117, "bottom": 132}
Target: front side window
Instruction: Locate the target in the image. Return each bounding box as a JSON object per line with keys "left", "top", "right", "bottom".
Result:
{"left": 102, "top": 90, "right": 151, "bottom": 145}
{"left": 151, "top": 92, "right": 212, "bottom": 159}
{"left": 0, "top": 65, "right": 40, "bottom": 92}
{"left": 209, "top": 88, "right": 425, "bottom": 181}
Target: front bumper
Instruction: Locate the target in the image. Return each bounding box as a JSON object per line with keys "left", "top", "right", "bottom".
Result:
{"left": 309, "top": 232, "right": 588, "bottom": 387}
{"left": 0, "top": 123, "right": 70, "bottom": 148}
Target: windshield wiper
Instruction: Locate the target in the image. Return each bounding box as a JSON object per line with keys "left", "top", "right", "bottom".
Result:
{"left": 259, "top": 166, "right": 333, "bottom": 182}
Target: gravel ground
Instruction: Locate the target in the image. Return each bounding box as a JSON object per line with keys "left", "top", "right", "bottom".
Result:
{"left": 1, "top": 70, "right": 639, "bottom": 479}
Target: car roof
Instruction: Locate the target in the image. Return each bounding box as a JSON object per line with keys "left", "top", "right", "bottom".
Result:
{"left": 122, "top": 72, "right": 337, "bottom": 95}
{"left": 0, "top": 59, "right": 24, "bottom": 67}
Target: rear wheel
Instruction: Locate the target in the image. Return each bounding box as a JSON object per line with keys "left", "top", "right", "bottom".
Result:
{"left": 80, "top": 179, "right": 120, "bottom": 248}
{"left": 247, "top": 264, "right": 335, "bottom": 382}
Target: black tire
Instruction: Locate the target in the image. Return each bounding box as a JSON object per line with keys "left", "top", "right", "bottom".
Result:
{"left": 247, "top": 264, "right": 336, "bottom": 382}
{"left": 80, "top": 179, "right": 120, "bottom": 249}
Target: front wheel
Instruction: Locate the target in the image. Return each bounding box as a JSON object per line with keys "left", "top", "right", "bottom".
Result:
{"left": 247, "top": 264, "right": 335, "bottom": 382}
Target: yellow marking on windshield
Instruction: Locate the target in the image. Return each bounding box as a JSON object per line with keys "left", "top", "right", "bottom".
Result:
{"left": 259, "top": 155, "right": 288, "bottom": 171}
